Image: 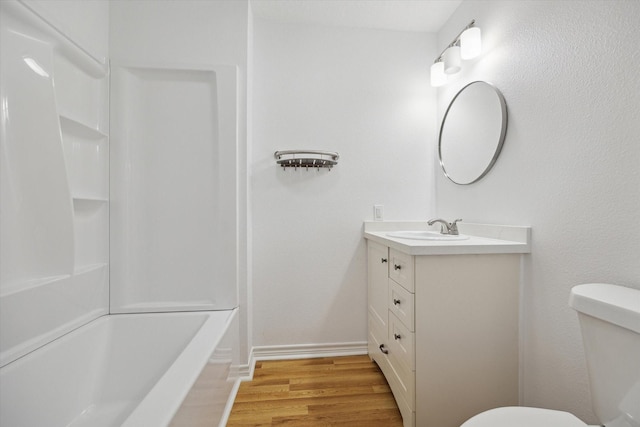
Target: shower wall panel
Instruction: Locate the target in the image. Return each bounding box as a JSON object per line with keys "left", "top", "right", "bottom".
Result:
{"left": 110, "top": 64, "right": 238, "bottom": 313}
{"left": 0, "top": 1, "right": 109, "bottom": 367}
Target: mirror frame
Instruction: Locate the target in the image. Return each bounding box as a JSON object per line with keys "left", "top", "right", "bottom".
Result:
{"left": 438, "top": 81, "right": 508, "bottom": 185}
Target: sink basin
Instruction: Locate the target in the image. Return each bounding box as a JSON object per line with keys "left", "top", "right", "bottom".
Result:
{"left": 386, "top": 231, "right": 470, "bottom": 241}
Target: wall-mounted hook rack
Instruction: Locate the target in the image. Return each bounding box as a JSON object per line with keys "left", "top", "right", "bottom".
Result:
{"left": 274, "top": 150, "right": 339, "bottom": 171}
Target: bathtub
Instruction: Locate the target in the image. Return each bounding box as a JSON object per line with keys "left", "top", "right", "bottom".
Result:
{"left": 0, "top": 309, "right": 239, "bottom": 427}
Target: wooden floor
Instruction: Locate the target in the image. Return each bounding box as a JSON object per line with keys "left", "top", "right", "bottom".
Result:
{"left": 227, "top": 355, "right": 403, "bottom": 426}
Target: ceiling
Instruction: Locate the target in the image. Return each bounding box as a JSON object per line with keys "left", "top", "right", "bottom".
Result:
{"left": 250, "top": 0, "right": 462, "bottom": 33}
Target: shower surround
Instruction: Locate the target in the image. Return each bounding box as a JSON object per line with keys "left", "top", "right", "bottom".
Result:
{"left": 0, "top": 1, "right": 240, "bottom": 425}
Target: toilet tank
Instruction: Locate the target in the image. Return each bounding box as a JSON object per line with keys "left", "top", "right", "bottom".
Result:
{"left": 569, "top": 283, "right": 640, "bottom": 426}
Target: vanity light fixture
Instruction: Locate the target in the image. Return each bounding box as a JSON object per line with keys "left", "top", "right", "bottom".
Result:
{"left": 443, "top": 45, "right": 461, "bottom": 74}
{"left": 430, "top": 61, "right": 447, "bottom": 87}
{"left": 460, "top": 25, "right": 482, "bottom": 59}
{"left": 431, "top": 20, "right": 482, "bottom": 87}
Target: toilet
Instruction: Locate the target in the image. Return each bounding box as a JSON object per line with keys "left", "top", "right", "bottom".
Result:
{"left": 461, "top": 283, "right": 640, "bottom": 427}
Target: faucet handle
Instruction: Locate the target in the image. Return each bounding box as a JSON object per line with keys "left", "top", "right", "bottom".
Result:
{"left": 449, "top": 219, "right": 462, "bottom": 234}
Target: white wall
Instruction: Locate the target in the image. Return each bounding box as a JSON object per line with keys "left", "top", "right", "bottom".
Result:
{"left": 251, "top": 19, "right": 437, "bottom": 348}
{"left": 435, "top": 1, "right": 640, "bottom": 422}
{"left": 109, "top": 0, "right": 252, "bottom": 363}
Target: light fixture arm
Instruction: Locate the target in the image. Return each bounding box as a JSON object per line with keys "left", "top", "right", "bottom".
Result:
{"left": 433, "top": 19, "right": 476, "bottom": 64}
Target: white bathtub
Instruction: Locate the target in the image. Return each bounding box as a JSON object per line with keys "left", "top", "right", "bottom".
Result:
{"left": 0, "top": 309, "right": 239, "bottom": 427}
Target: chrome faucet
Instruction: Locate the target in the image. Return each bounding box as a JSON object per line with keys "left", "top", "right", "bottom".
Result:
{"left": 427, "top": 218, "right": 462, "bottom": 235}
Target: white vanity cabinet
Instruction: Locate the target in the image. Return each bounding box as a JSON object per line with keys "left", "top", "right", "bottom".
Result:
{"left": 368, "top": 242, "right": 416, "bottom": 426}
{"left": 367, "top": 239, "right": 521, "bottom": 427}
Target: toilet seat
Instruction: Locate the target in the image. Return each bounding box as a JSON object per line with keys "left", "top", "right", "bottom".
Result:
{"left": 460, "top": 406, "right": 587, "bottom": 427}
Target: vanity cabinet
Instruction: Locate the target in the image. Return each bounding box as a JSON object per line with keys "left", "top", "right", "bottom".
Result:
{"left": 367, "top": 240, "right": 520, "bottom": 427}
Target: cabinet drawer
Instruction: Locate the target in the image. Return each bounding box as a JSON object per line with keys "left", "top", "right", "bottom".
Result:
{"left": 389, "top": 280, "right": 414, "bottom": 331}
{"left": 389, "top": 249, "right": 414, "bottom": 292}
{"left": 388, "top": 312, "right": 415, "bottom": 371}
{"left": 372, "top": 324, "right": 415, "bottom": 427}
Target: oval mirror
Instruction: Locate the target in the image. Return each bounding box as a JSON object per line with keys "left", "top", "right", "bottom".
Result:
{"left": 438, "top": 81, "right": 507, "bottom": 185}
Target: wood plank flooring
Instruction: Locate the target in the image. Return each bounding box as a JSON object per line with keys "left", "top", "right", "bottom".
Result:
{"left": 227, "top": 355, "right": 403, "bottom": 426}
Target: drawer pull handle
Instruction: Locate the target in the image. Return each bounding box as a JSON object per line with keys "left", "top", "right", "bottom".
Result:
{"left": 379, "top": 344, "right": 389, "bottom": 355}
{"left": 381, "top": 258, "right": 388, "bottom": 263}
{"left": 394, "top": 333, "right": 402, "bottom": 340}
{"left": 393, "top": 298, "right": 401, "bottom": 306}
{"left": 394, "top": 264, "right": 401, "bottom": 271}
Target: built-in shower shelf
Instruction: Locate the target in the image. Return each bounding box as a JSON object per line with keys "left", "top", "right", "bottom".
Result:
{"left": 274, "top": 150, "right": 339, "bottom": 170}
{"left": 59, "top": 114, "right": 107, "bottom": 139}
{"left": 73, "top": 196, "right": 108, "bottom": 208}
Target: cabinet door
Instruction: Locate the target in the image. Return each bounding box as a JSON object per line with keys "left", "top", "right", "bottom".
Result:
{"left": 367, "top": 241, "right": 389, "bottom": 331}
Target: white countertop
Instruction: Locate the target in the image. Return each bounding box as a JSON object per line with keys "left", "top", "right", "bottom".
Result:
{"left": 363, "top": 221, "right": 531, "bottom": 256}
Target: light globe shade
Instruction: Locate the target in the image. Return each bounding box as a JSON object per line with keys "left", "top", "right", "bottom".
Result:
{"left": 443, "top": 45, "right": 461, "bottom": 74}
{"left": 430, "top": 62, "right": 447, "bottom": 87}
{"left": 460, "top": 27, "right": 482, "bottom": 59}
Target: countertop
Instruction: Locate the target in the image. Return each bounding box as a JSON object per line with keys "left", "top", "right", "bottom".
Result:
{"left": 363, "top": 221, "right": 531, "bottom": 256}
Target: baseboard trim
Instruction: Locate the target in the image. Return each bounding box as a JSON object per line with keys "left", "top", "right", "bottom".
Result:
{"left": 253, "top": 341, "right": 369, "bottom": 361}
{"left": 238, "top": 341, "right": 368, "bottom": 381}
